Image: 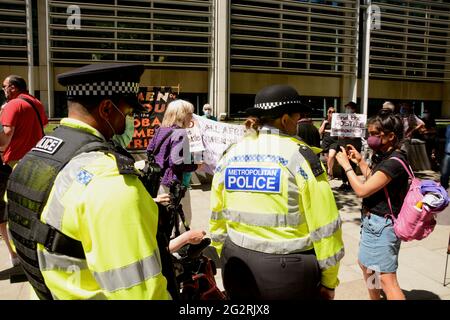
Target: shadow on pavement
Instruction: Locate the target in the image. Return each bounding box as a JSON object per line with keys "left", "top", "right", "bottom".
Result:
{"left": 331, "top": 186, "right": 362, "bottom": 212}
{"left": 403, "top": 289, "right": 442, "bottom": 300}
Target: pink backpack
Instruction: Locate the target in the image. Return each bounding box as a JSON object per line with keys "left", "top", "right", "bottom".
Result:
{"left": 384, "top": 157, "right": 436, "bottom": 242}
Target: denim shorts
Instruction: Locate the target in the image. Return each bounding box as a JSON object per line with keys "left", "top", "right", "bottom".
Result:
{"left": 358, "top": 213, "right": 401, "bottom": 273}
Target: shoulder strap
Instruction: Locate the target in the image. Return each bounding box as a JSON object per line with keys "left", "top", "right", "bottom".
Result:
{"left": 298, "top": 144, "right": 324, "bottom": 177}
{"left": 383, "top": 155, "right": 412, "bottom": 219}
{"left": 19, "top": 96, "right": 45, "bottom": 137}
{"left": 389, "top": 156, "right": 415, "bottom": 180}
{"left": 383, "top": 187, "right": 394, "bottom": 216}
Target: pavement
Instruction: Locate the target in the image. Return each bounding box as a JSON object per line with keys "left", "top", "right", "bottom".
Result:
{"left": 1, "top": 170, "right": 450, "bottom": 300}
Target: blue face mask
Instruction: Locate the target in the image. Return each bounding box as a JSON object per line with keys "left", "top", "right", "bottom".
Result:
{"left": 112, "top": 115, "right": 134, "bottom": 149}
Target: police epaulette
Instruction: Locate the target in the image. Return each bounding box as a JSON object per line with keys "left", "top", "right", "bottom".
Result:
{"left": 113, "top": 152, "right": 138, "bottom": 175}
{"left": 298, "top": 144, "right": 324, "bottom": 177}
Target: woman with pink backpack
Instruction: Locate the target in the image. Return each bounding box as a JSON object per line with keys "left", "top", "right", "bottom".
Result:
{"left": 336, "top": 110, "right": 407, "bottom": 300}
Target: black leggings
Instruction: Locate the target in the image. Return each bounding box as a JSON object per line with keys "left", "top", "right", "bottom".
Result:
{"left": 0, "top": 163, "right": 11, "bottom": 223}
{"left": 221, "top": 238, "right": 321, "bottom": 300}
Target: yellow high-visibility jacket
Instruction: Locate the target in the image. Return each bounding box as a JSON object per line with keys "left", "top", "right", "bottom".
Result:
{"left": 34, "top": 118, "right": 170, "bottom": 300}
{"left": 210, "top": 129, "right": 344, "bottom": 289}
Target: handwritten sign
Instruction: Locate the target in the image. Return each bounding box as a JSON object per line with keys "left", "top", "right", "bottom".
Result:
{"left": 331, "top": 113, "right": 367, "bottom": 138}
{"left": 186, "top": 117, "right": 205, "bottom": 153}
{"left": 192, "top": 115, "right": 245, "bottom": 170}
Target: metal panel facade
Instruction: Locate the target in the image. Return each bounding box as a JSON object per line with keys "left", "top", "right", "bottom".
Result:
{"left": 0, "top": 0, "right": 28, "bottom": 64}
{"left": 47, "top": 0, "right": 212, "bottom": 68}
{"left": 371, "top": 0, "right": 450, "bottom": 81}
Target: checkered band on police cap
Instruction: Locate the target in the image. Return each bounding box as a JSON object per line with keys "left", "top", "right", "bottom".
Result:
{"left": 254, "top": 100, "right": 303, "bottom": 110}
{"left": 67, "top": 81, "right": 140, "bottom": 97}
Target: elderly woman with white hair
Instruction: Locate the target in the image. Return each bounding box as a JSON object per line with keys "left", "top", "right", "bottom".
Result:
{"left": 202, "top": 103, "right": 217, "bottom": 121}
{"left": 147, "top": 99, "right": 201, "bottom": 229}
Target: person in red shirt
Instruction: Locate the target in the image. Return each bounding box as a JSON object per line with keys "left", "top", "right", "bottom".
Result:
{"left": 0, "top": 75, "right": 48, "bottom": 266}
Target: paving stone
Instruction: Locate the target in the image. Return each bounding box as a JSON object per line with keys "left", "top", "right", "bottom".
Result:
{"left": 397, "top": 263, "right": 450, "bottom": 298}
{"left": 338, "top": 264, "right": 364, "bottom": 283}
{"left": 335, "top": 279, "right": 370, "bottom": 300}
{"left": 399, "top": 246, "right": 450, "bottom": 284}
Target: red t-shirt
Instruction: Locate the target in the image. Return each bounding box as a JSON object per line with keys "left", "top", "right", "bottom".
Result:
{"left": 1, "top": 93, "right": 49, "bottom": 163}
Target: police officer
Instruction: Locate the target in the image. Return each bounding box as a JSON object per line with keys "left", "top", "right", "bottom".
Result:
{"left": 210, "top": 85, "right": 344, "bottom": 300}
{"left": 6, "top": 64, "right": 170, "bottom": 300}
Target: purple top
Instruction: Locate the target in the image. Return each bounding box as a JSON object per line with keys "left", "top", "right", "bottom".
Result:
{"left": 147, "top": 126, "right": 198, "bottom": 187}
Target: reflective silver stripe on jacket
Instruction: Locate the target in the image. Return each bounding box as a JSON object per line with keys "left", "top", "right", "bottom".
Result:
{"left": 45, "top": 152, "right": 106, "bottom": 230}
{"left": 92, "top": 253, "right": 162, "bottom": 293}
{"left": 210, "top": 211, "right": 225, "bottom": 221}
{"left": 38, "top": 250, "right": 88, "bottom": 271}
{"left": 222, "top": 209, "right": 303, "bottom": 228}
{"left": 309, "top": 217, "right": 342, "bottom": 242}
{"left": 317, "top": 247, "right": 345, "bottom": 269}
{"left": 211, "top": 233, "right": 227, "bottom": 244}
{"left": 227, "top": 228, "right": 312, "bottom": 254}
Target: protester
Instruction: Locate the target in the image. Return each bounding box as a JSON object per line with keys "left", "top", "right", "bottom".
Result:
{"left": 319, "top": 106, "right": 338, "bottom": 177}
{"left": 5, "top": 64, "right": 170, "bottom": 300}
{"left": 382, "top": 101, "right": 395, "bottom": 113}
{"left": 0, "top": 75, "right": 48, "bottom": 268}
{"left": 328, "top": 102, "right": 362, "bottom": 190}
{"left": 335, "top": 109, "right": 407, "bottom": 300}
{"left": 418, "top": 110, "right": 439, "bottom": 170}
{"left": 400, "top": 102, "right": 425, "bottom": 140}
{"left": 147, "top": 99, "right": 201, "bottom": 229}
{"left": 202, "top": 103, "right": 217, "bottom": 121}
{"left": 210, "top": 84, "right": 344, "bottom": 300}
{"left": 297, "top": 111, "right": 320, "bottom": 148}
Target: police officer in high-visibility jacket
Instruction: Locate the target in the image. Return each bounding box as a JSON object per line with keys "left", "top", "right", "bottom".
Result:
{"left": 210, "top": 85, "right": 344, "bottom": 300}
{"left": 6, "top": 64, "right": 170, "bottom": 300}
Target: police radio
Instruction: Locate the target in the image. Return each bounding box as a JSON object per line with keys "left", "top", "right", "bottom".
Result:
{"left": 140, "top": 151, "right": 163, "bottom": 198}
{"left": 167, "top": 180, "right": 189, "bottom": 237}
{"left": 140, "top": 130, "right": 173, "bottom": 198}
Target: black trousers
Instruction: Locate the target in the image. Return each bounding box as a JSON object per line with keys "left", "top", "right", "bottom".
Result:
{"left": 221, "top": 238, "right": 321, "bottom": 300}
{"left": 0, "top": 163, "right": 11, "bottom": 223}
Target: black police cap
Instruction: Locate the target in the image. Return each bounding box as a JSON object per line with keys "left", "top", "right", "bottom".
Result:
{"left": 57, "top": 63, "right": 146, "bottom": 112}
{"left": 246, "top": 84, "right": 311, "bottom": 118}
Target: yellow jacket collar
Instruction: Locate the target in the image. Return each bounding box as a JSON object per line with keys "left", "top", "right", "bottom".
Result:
{"left": 60, "top": 118, "right": 106, "bottom": 141}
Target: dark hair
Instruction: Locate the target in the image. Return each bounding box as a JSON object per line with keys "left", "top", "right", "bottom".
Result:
{"left": 7, "top": 75, "right": 27, "bottom": 91}
{"left": 399, "top": 102, "right": 411, "bottom": 110}
{"left": 244, "top": 111, "right": 298, "bottom": 133}
{"left": 68, "top": 96, "right": 121, "bottom": 110}
{"left": 368, "top": 109, "right": 404, "bottom": 148}
{"left": 345, "top": 101, "right": 357, "bottom": 110}
{"left": 244, "top": 115, "right": 276, "bottom": 132}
